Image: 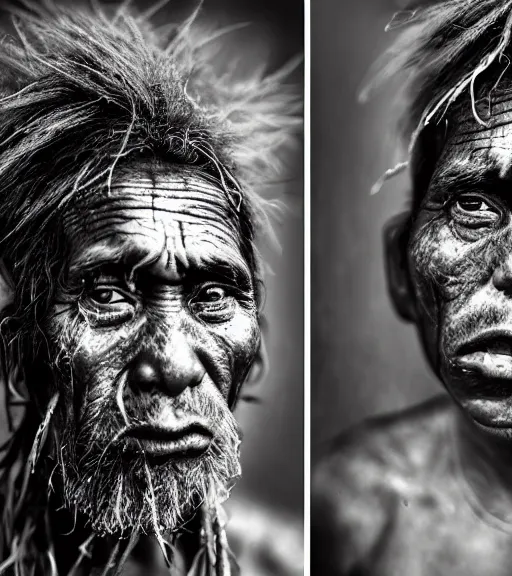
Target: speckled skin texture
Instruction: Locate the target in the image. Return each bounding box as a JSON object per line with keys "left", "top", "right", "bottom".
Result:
{"left": 312, "top": 89, "right": 512, "bottom": 575}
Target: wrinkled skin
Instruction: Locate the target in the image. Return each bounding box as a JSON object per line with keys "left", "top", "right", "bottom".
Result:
{"left": 410, "top": 92, "right": 512, "bottom": 433}
{"left": 45, "top": 162, "right": 260, "bottom": 538}
{"left": 313, "top": 87, "right": 512, "bottom": 576}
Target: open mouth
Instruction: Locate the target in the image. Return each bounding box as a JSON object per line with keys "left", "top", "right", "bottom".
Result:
{"left": 455, "top": 331, "right": 512, "bottom": 380}
{"left": 123, "top": 420, "right": 214, "bottom": 459}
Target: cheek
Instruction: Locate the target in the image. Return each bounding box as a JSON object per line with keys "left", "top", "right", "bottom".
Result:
{"left": 71, "top": 326, "right": 137, "bottom": 385}
{"left": 47, "top": 305, "right": 142, "bottom": 401}
{"left": 408, "top": 216, "right": 465, "bottom": 362}
{"left": 206, "top": 309, "right": 260, "bottom": 397}
{"left": 218, "top": 310, "right": 260, "bottom": 363}
{"left": 409, "top": 213, "right": 512, "bottom": 361}
{"left": 411, "top": 215, "right": 485, "bottom": 302}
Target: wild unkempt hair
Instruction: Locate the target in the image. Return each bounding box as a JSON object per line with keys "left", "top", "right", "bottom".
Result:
{"left": 0, "top": 0, "right": 299, "bottom": 296}
{"left": 0, "top": 2, "right": 300, "bottom": 574}
{"left": 364, "top": 0, "right": 512, "bottom": 198}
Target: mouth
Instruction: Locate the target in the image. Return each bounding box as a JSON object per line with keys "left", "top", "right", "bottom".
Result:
{"left": 454, "top": 330, "right": 512, "bottom": 380}
{"left": 123, "top": 419, "right": 214, "bottom": 460}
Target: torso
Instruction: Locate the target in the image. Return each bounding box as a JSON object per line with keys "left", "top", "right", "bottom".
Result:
{"left": 313, "top": 396, "right": 512, "bottom": 576}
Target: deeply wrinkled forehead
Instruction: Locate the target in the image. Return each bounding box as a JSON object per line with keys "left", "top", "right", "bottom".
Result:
{"left": 433, "top": 86, "right": 512, "bottom": 185}
{"left": 62, "top": 164, "right": 249, "bottom": 280}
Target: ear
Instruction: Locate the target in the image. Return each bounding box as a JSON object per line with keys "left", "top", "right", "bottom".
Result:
{"left": 384, "top": 211, "right": 416, "bottom": 323}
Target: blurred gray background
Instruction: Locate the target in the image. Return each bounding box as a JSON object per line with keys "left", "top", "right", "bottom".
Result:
{"left": 312, "top": 0, "right": 441, "bottom": 457}
{"left": 0, "top": 0, "right": 304, "bottom": 527}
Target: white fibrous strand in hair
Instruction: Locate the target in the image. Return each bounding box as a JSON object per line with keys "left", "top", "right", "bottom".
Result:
{"left": 361, "top": 0, "right": 512, "bottom": 193}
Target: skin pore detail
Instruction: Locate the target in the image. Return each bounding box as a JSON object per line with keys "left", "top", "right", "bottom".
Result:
{"left": 44, "top": 162, "right": 261, "bottom": 539}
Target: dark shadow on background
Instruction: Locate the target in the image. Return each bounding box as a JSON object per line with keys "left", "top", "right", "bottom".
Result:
{"left": 312, "top": 0, "right": 441, "bottom": 458}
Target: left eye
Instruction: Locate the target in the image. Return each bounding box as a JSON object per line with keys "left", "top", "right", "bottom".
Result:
{"left": 190, "top": 285, "right": 235, "bottom": 323}
{"left": 198, "top": 286, "right": 227, "bottom": 303}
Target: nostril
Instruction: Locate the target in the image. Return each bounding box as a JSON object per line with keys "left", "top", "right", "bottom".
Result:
{"left": 128, "top": 355, "right": 160, "bottom": 394}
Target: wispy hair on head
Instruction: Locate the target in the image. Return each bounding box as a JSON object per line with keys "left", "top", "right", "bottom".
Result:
{"left": 362, "top": 0, "right": 512, "bottom": 194}
{"left": 0, "top": 0, "right": 300, "bottom": 282}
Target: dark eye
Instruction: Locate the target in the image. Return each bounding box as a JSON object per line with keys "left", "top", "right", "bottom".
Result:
{"left": 199, "top": 286, "right": 227, "bottom": 303}
{"left": 190, "top": 284, "right": 235, "bottom": 323}
{"left": 449, "top": 193, "right": 502, "bottom": 233}
{"left": 456, "top": 196, "right": 492, "bottom": 212}
{"left": 90, "top": 288, "right": 127, "bottom": 305}
{"left": 80, "top": 284, "right": 136, "bottom": 328}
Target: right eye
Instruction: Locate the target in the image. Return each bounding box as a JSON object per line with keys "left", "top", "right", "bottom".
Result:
{"left": 457, "top": 196, "right": 493, "bottom": 213}
{"left": 80, "top": 284, "right": 136, "bottom": 328}
{"left": 89, "top": 288, "right": 128, "bottom": 305}
{"left": 449, "top": 194, "right": 502, "bottom": 229}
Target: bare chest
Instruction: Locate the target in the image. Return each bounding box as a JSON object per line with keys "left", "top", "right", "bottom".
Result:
{"left": 366, "top": 477, "right": 512, "bottom": 576}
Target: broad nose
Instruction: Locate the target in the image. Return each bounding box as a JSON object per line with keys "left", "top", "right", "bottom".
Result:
{"left": 127, "top": 334, "right": 204, "bottom": 398}
{"left": 493, "top": 253, "right": 512, "bottom": 293}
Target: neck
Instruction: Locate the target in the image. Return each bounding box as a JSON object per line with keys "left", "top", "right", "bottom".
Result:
{"left": 455, "top": 409, "right": 512, "bottom": 522}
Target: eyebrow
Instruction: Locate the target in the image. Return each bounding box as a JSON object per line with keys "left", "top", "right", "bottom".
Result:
{"left": 69, "top": 242, "right": 253, "bottom": 290}
{"left": 430, "top": 162, "right": 512, "bottom": 198}
{"left": 69, "top": 243, "right": 151, "bottom": 276}
{"left": 189, "top": 256, "right": 253, "bottom": 291}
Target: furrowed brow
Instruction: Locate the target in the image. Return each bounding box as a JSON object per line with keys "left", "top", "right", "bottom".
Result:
{"left": 186, "top": 256, "right": 253, "bottom": 291}
{"left": 68, "top": 242, "right": 156, "bottom": 279}
{"left": 70, "top": 244, "right": 253, "bottom": 292}
{"left": 430, "top": 162, "right": 512, "bottom": 197}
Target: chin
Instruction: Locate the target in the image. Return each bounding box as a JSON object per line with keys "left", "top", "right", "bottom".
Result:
{"left": 59, "top": 415, "right": 242, "bottom": 536}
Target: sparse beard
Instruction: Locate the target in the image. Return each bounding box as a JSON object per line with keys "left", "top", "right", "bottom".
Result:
{"left": 56, "top": 386, "right": 242, "bottom": 536}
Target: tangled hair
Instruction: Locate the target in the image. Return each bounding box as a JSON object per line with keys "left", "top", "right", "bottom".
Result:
{"left": 363, "top": 0, "right": 512, "bottom": 200}
{"left": 0, "top": 1, "right": 301, "bottom": 574}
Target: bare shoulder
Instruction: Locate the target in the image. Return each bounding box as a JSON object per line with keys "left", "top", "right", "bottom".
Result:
{"left": 311, "top": 395, "right": 455, "bottom": 575}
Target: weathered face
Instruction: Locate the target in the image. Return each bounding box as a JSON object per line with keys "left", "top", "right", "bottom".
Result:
{"left": 45, "top": 164, "right": 260, "bottom": 534}
{"left": 409, "top": 89, "right": 512, "bottom": 437}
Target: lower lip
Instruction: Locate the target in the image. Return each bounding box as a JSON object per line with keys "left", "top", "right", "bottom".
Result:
{"left": 127, "top": 433, "right": 212, "bottom": 457}
{"left": 456, "top": 351, "right": 512, "bottom": 380}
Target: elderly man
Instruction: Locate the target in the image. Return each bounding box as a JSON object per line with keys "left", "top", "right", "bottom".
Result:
{"left": 313, "top": 1, "right": 512, "bottom": 574}
{"left": 0, "top": 2, "right": 298, "bottom": 575}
